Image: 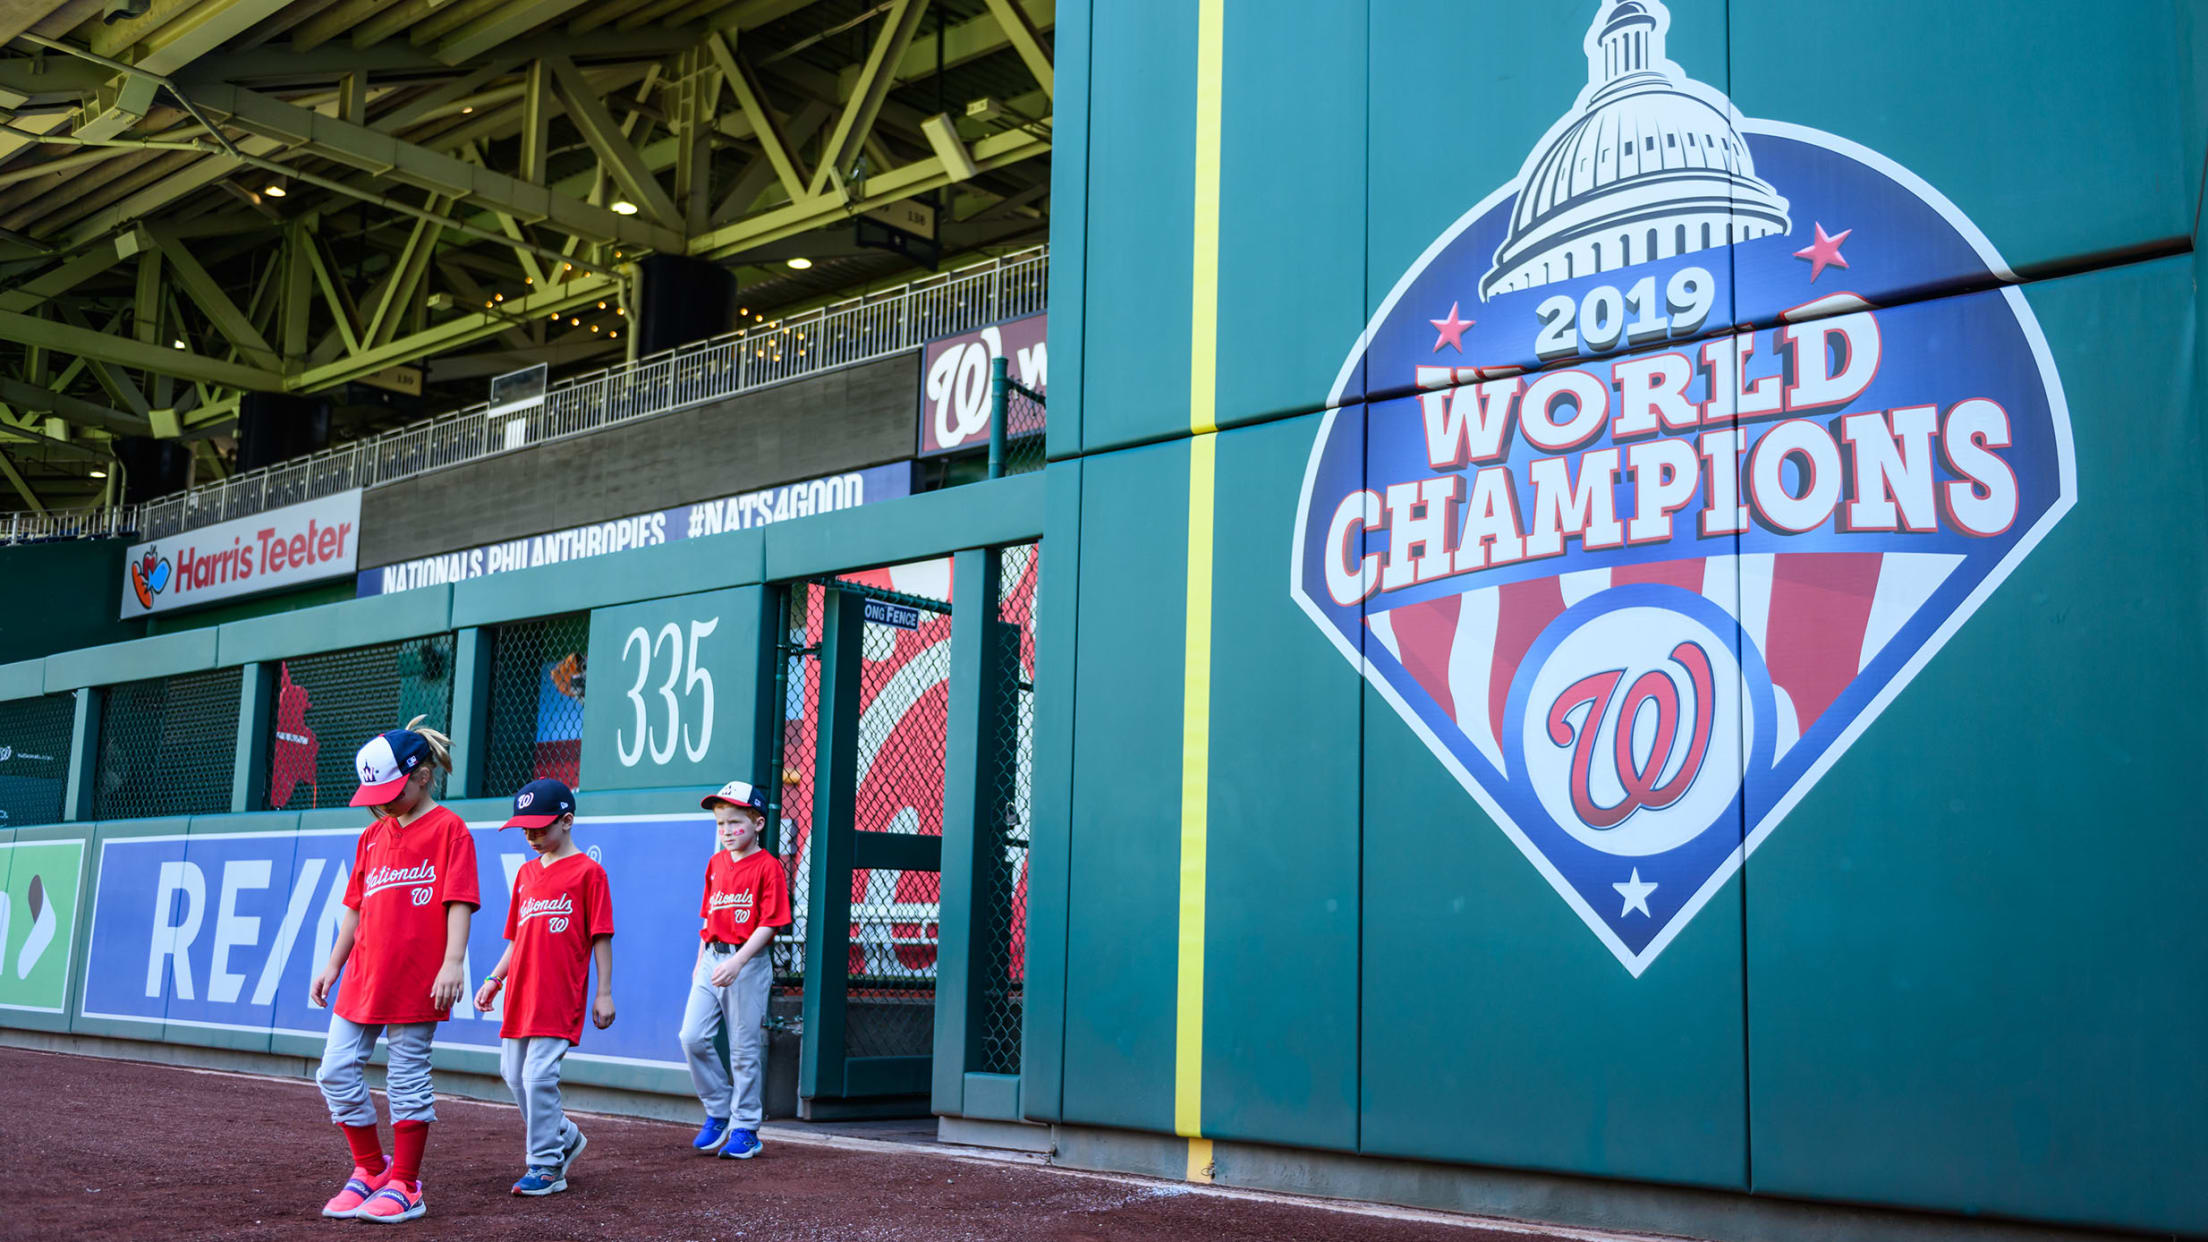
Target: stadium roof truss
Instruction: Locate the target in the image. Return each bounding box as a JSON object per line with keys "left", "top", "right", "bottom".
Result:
{"left": 0, "top": 0, "right": 1052, "bottom": 510}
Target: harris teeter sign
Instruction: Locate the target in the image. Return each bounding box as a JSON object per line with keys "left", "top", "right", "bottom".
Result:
{"left": 1290, "top": 0, "right": 2072, "bottom": 974}
{"left": 122, "top": 490, "right": 362, "bottom": 619}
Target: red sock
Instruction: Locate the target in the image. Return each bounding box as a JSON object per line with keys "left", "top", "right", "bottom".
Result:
{"left": 340, "top": 1123, "right": 384, "bottom": 1170}
{"left": 390, "top": 1120, "right": 429, "bottom": 1186}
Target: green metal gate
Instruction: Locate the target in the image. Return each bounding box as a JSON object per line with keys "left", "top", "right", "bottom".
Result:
{"left": 775, "top": 574, "right": 954, "bottom": 1118}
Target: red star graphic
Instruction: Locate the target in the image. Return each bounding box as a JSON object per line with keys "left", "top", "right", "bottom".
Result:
{"left": 1792, "top": 222, "right": 1852, "bottom": 283}
{"left": 1429, "top": 301, "right": 1474, "bottom": 353}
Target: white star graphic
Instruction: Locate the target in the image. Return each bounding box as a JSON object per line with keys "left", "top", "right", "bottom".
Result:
{"left": 1613, "top": 869, "right": 1657, "bottom": 918}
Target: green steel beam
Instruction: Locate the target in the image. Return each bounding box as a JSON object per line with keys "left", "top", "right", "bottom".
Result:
{"left": 712, "top": 100, "right": 831, "bottom": 225}
{"left": 288, "top": 271, "right": 620, "bottom": 391}
{"left": 978, "top": 0, "right": 1053, "bottom": 97}
{"left": 689, "top": 121, "right": 1048, "bottom": 260}
{"left": 518, "top": 60, "right": 552, "bottom": 186}
{"left": 544, "top": 54, "right": 682, "bottom": 229}
{"left": 0, "top": 240, "right": 130, "bottom": 315}
{"left": 61, "top": 131, "right": 293, "bottom": 249}
{"left": 436, "top": 0, "right": 594, "bottom": 66}
{"left": 709, "top": 30, "right": 810, "bottom": 205}
{"left": 90, "top": 0, "right": 296, "bottom": 76}
{"left": 808, "top": 0, "right": 929, "bottom": 198}
{"left": 0, "top": 376, "right": 151, "bottom": 436}
{"left": 0, "top": 306, "right": 285, "bottom": 391}
{"left": 0, "top": 445, "right": 45, "bottom": 512}
{"left": 183, "top": 82, "right": 685, "bottom": 252}
{"left": 704, "top": 0, "right": 828, "bottom": 38}
{"left": 361, "top": 200, "right": 447, "bottom": 350}
{"left": 834, "top": 0, "right": 1053, "bottom": 101}
{"left": 0, "top": 417, "right": 115, "bottom": 463}
{"left": 280, "top": 220, "right": 312, "bottom": 360}
{"left": 55, "top": 305, "right": 154, "bottom": 417}
{"left": 150, "top": 228, "right": 281, "bottom": 371}
{"left": 298, "top": 228, "right": 363, "bottom": 355}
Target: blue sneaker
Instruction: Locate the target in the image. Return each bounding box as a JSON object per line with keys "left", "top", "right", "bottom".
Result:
{"left": 558, "top": 1126, "right": 588, "bottom": 1177}
{"left": 719, "top": 1128, "right": 762, "bottom": 1160}
{"left": 510, "top": 1167, "right": 566, "bottom": 1197}
{"left": 692, "top": 1117, "right": 731, "bottom": 1154}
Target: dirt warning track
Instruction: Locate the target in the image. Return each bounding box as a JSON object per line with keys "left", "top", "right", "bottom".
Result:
{"left": 0, "top": 1046, "right": 1621, "bottom": 1242}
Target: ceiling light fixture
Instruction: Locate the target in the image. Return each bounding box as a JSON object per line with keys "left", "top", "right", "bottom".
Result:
{"left": 89, "top": 469, "right": 106, "bottom": 479}
{"left": 786, "top": 257, "right": 813, "bottom": 270}
{"left": 610, "top": 200, "right": 639, "bottom": 216}
{"left": 263, "top": 181, "right": 287, "bottom": 198}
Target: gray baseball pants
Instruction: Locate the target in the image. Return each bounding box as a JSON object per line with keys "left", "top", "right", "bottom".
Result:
{"left": 678, "top": 949, "right": 770, "bottom": 1128}
{"left": 500, "top": 1035, "right": 580, "bottom": 1168}
{"left": 317, "top": 1015, "right": 437, "bottom": 1125}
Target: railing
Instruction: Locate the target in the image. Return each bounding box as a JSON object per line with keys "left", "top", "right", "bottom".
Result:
{"left": 0, "top": 245, "right": 1048, "bottom": 547}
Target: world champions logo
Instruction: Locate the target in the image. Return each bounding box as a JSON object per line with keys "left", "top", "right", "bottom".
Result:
{"left": 1290, "top": 0, "right": 2073, "bottom": 973}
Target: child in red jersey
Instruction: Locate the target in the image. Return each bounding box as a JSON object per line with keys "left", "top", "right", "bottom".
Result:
{"left": 677, "top": 780, "right": 791, "bottom": 1160}
{"left": 310, "top": 717, "right": 479, "bottom": 1225}
{"left": 473, "top": 778, "right": 615, "bottom": 1197}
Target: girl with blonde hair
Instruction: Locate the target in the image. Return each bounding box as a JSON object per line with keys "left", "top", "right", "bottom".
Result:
{"left": 309, "top": 717, "right": 480, "bottom": 1225}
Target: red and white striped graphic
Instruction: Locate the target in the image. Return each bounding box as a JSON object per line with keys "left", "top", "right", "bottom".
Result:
{"left": 1367, "top": 551, "right": 1964, "bottom": 770}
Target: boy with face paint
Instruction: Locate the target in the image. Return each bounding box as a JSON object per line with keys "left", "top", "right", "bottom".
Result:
{"left": 311, "top": 717, "right": 479, "bottom": 1224}
{"left": 474, "top": 778, "right": 615, "bottom": 1197}
{"left": 677, "top": 780, "right": 792, "bottom": 1160}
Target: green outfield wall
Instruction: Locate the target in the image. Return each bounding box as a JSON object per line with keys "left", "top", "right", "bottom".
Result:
{"left": 1, "top": 2, "right": 2202, "bottom": 1238}
{"left": 1033, "top": 0, "right": 2204, "bottom": 1236}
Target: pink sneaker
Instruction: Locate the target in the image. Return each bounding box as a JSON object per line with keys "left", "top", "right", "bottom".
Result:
{"left": 321, "top": 1158, "right": 391, "bottom": 1219}
{"left": 357, "top": 1178, "right": 426, "bottom": 1224}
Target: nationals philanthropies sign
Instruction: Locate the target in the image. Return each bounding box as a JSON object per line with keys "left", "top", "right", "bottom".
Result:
{"left": 1291, "top": 0, "right": 2072, "bottom": 973}
{"left": 121, "top": 490, "right": 362, "bottom": 619}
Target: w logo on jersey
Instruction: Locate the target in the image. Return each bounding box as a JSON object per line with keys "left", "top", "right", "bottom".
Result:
{"left": 1290, "top": 0, "right": 2072, "bottom": 973}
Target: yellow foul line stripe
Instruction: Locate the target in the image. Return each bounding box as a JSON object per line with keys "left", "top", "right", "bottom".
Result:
{"left": 1178, "top": 0, "right": 1225, "bottom": 1184}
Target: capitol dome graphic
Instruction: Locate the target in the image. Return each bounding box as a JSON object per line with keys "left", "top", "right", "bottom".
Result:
{"left": 1482, "top": 0, "right": 1791, "bottom": 299}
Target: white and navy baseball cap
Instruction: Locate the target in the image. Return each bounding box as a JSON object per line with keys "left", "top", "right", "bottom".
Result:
{"left": 350, "top": 729, "right": 433, "bottom": 807}
{"left": 701, "top": 779, "right": 766, "bottom": 813}
{"left": 503, "top": 778, "right": 577, "bottom": 830}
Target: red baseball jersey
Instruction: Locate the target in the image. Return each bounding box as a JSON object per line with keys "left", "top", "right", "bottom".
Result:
{"left": 337, "top": 806, "right": 481, "bottom": 1025}
{"left": 499, "top": 853, "right": 614, "bottom": 1043}
{"left": 698, "top": 849, "right": 791, "bottom": 943}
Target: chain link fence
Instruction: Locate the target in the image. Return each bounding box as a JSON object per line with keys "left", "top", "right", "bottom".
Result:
{"left": 93, "top": 669, "right": 242, "bottom": 819}
{"left": 0, "top": 694, "right": 76, "bottom": 828}
{"left": 842, "top": 573, "right": 953, "bottom": 1061}
{"left": 768, "top": 581, "right": 824, "bottom": 992}
{"left": 264, "top": 637, "right": 456, "bottom": 811}
{"left": 1001, "top": 379, "right": 1047, "bottom": 478}
{"left": 483, "top": 615, "right": 588, "bottom": 795}
{"left": 975, "top": 543, "right": 1040, "bottom": 1073}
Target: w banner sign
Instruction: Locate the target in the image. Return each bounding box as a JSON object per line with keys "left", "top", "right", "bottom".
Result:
{"left": 1290, "top": 0, "right": 2071, "bottom": 973}
{"left": 80, "top": 818, "right": 721, "bottom": 1065}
